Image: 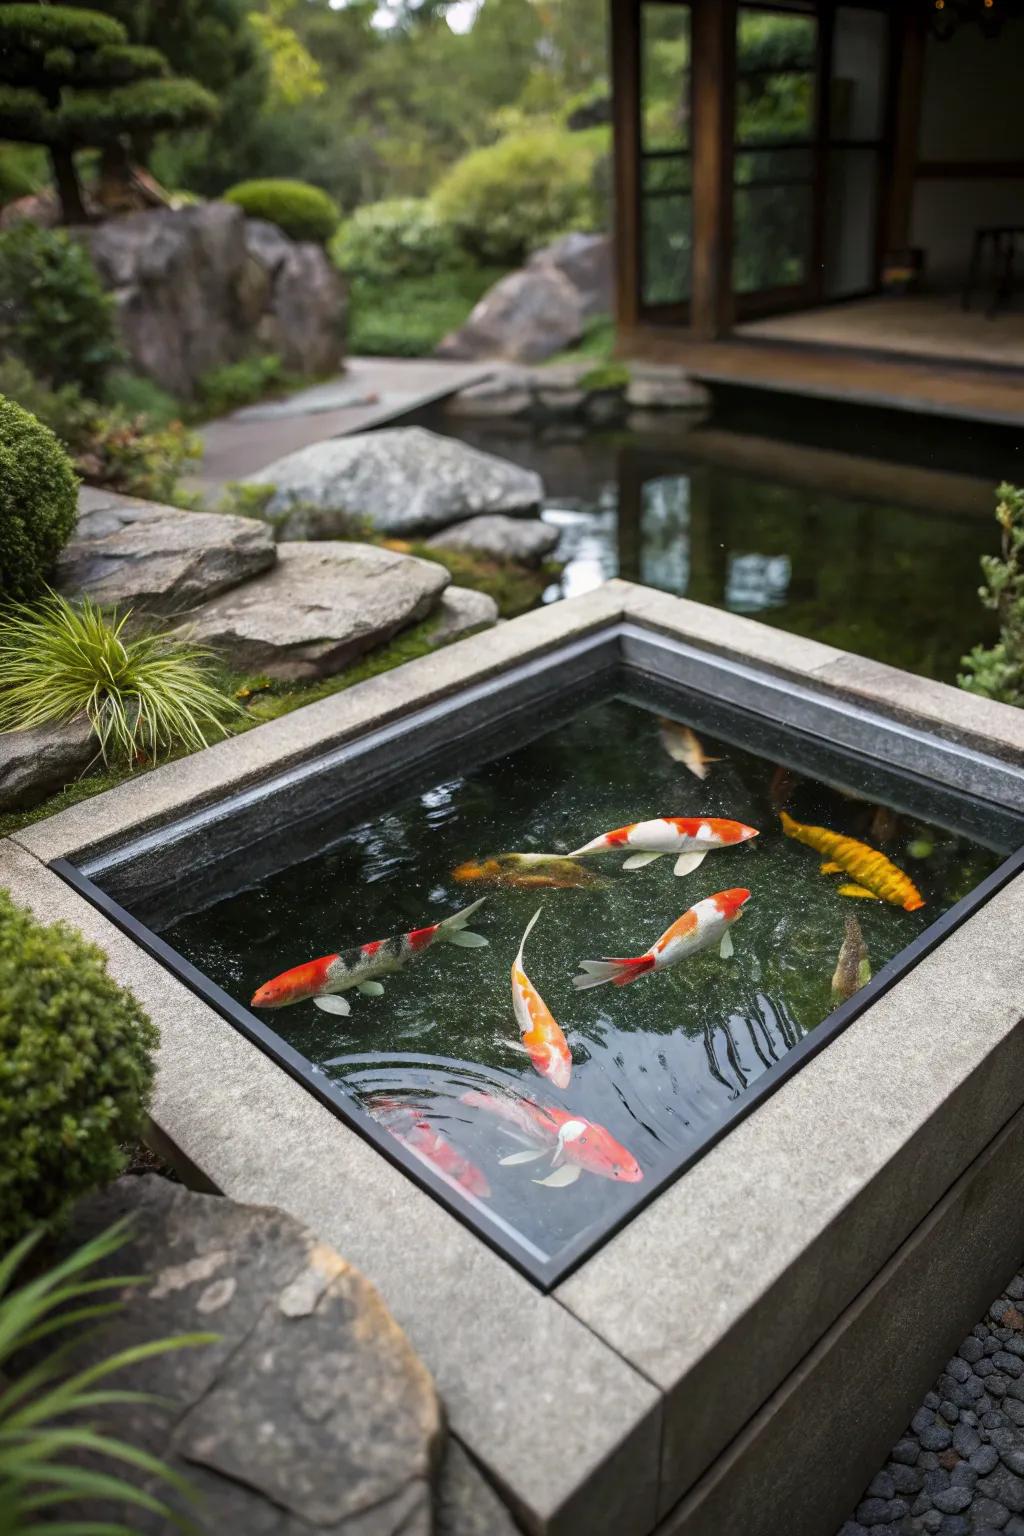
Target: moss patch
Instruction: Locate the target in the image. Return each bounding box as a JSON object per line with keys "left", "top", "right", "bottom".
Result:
{"left": 400, "top": 541, "right": 558, "bottom": 618}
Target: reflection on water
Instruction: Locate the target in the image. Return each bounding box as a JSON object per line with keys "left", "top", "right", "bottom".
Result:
{"left": 443, "top": 412, "right": 1006, "bottom": 682}
{"left": 161, "top": 697, "right": 1005, "bottom": 1276}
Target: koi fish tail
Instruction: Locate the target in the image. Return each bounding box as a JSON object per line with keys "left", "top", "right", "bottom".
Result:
{"left": 515, "top": 906, "right": 543, "bottom": 969}
{"left": 572, "top": 955, "right": 655, "bottom": 991}
{"left": 439, "top": 897, "right": 489, "bottom": 949}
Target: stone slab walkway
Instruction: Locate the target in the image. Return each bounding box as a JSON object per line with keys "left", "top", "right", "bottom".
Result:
{"left": 840, "top": 1265, "right": 1024, "bottom": 1536}
{"left": 192, "top": 356, "right": 493, "bottom": 492}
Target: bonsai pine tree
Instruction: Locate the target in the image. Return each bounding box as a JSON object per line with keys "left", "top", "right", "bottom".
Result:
{"left": 0, "top": 3, "right": 218, "bottom": 222}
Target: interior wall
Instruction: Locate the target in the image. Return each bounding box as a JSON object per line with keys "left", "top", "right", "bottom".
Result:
{"left": 909, "top": 19, "right": 1024, "bottom": 287}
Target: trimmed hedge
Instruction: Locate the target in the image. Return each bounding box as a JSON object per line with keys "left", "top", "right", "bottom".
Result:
{"left": 224, "top": 177, "right": 340, "bottom": 244}
{"left": 0, "top": 394, "right": 79, "bottom": 603}
{"left": 62, "top": 76, "right": 218, "bottom": 137}
{"left": 332, "top": 198, "right": 458, "bottom": 282}
{"left": 0, "top": 888, "right": 158, "bottom": 1247}
{"left": 0, "top": 4, "right": 126, "bottom": 54}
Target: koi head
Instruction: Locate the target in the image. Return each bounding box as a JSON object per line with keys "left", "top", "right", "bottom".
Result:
{"left": 555, "top": 1115, "right": 643, "bottom": 1182}
{"left": 712, "top": 888, "right": 751, "bottom": 922}
{"left": 250, "top": 954, "right": 337, "bottom": 1009}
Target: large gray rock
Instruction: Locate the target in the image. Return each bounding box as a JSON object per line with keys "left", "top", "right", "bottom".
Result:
{"left": 41, "top": 1175, "right": 442, "bottom": 1536}
{"left": 77, "top": 203, "right": 344, "bottom": 397}
{"left": 427, "top": 514, "right": 560, "bottom": 567}
{"left": 57, "top": 489, "right": 276, "bottom": 618}
{"left": 427, "top": 585, "right": 499, "bottom": 646}
{"left": 248, "top": 426, "right": 543, "bottom": 536}
{"left": 182, "top": 541, "right": 449, "bottom": 679}
{"left": 436, "top": 234, "right": 611, "bottom": 364}
{"left": 0, "top": 718, "right": 96, "bottom": 812}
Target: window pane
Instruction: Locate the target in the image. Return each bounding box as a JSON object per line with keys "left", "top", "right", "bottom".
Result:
{"left": 642, "top": 193, "right": 692, "bottom": 305}
{"left": 831, "top": 7, "right": 887, "bottom": 140}
{"left": 734, "top": 147, "right": 814, "bottom": 185}
{"left": 642, "top": 156, "right": 692, "bottom": 194}
{"left": 733, "top": 183, "right": 812, "bottom": 293}
{"left": 737, "top": 9, "right": 815, "bottom": 71}
{"left": 824, "top": 148, "right": 879, "bottom": 296}
{"left": 641, "top": 2, "right": 691, "bottom": 152}
{"left": 736, "top": 7, "right": 816, "bottom": 145}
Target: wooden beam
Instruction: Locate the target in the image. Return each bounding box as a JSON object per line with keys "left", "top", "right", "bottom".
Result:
{"left": 690, "top": 0, "right": 737, "bottom": 341}
{"left": 884, "top": 3, "right": 926, "bottom": 253}
{"left": 610, "top": 0, "right": 641, "bottom": 334}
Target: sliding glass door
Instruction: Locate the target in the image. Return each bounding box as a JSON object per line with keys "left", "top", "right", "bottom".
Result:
{"left": 638, "top": 0, "right": 693, "bottom": 319}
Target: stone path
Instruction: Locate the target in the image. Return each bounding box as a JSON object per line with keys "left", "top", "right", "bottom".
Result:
{"left": 193, "top": 356, "right": 494, "bottom": 491}
{"left": 840, "top": 1266, "right": 1024, "bottom": 1536}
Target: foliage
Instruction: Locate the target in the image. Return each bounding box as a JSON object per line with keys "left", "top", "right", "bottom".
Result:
{"left": 0, "top": 1218, "right": 213, "bottom": 1531}
{"left": 959, "top": 483, "right": 1024, "bottom": 707}
{"left": 332, "top": 197, "right": 458, "bottom": 282}
{"left": 0, "top": 394, "right": 78, "bottom": 605}
{"left": 0, "top": 142, "right": 44, "bottom": 205}
{"left": 545, "top": 314, "right": 616, "bottom": 367}
{"left": 0, "top": 592, "right": 239, "bottom": 764}
{"left": 196, "top": 352, "right": 286, "bottom": 418}
{"left": 102, "top": 368, "right": 182, "bottom": 428}
{"left": 0, "top": 223, "right": 120, "bottom": 393}
{"left": 247, "top": 0, "right": 325, "bottom": 108}
{"left": 0, "top": 890, "right": 158, "bottom": 1245}
{"left": 345, "top": 266, "right": 506, "bottom": 357}
{"left": 223, "top": 177, "right": 339, "bottom": 243}
{"left": 400, "top": 539, "right": 557, "bottom": 618}
{"left": 577, "top": 361, "right": 630, "bottom": 392}
{"left": 433, "top": 126, "right": 599, "bottom": 265}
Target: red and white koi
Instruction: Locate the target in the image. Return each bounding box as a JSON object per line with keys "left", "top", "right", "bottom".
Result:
{"left": 371, "top": 1099, "right": 491, "bottom": 1199}
{"left": 658, "top": 719, "right": 721, "bottom": 781}
{"left": 461, "top": 1089, "right": 643, "bottom": 1187}
{"left": 509, "top": 908, "right": 572, "bottom": 1090}
{"left": 573, "top": 887, "right": 751, "bottom": 991}
{"left": 249, "top": 897, "right": 488, "bottom": 1015}
{"left": 568, "top": 816, "right": 759, "bottom": 877}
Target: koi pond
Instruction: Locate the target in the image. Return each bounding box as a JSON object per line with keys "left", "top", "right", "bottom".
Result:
{"left": 59, "top": 636, "right": 1024, "bottom": 1288}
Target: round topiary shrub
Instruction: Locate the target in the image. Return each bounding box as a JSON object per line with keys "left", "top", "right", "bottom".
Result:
{"left": 0, "top": 887, "right": 158, "bottom": 1248}
{"left": 432, "top": 128, "right": 600, "bottom": 266}
{"left": 0, "top": 394, "right": 79, "bottom": 603}
{"left": 331, "top": 197, "right": 458, "bottom": 282}
{"left": 223, "top": 178, "right": 340, "bottom": 244}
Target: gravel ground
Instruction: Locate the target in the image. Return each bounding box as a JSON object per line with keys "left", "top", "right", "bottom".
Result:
{"left": 839, "top": 1272, "right": 1024, "bottom": 1536}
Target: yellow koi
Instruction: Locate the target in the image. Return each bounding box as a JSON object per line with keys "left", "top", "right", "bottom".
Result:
{"left": 780, "top": 811, "right": 924, "bottom": 912}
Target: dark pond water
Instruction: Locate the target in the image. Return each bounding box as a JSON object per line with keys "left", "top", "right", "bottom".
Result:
{"left": 441, "top": 398, "right": 1019, "bottom": 683}
{"left": 160, "top": 692, "right": 1006, "bottom": 1279}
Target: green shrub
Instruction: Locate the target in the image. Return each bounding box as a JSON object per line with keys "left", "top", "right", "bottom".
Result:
{"left": 196, "top": 352, "right": 286, "bottom": 418}
{"left": 332, "top": 197, "right": 458, "bottom": 282}
{"left": 223, "top": 177, "right": 340, "bottom": 243}
{"left": 432, "top": 127, "right": 599, "bottom": 265}
{"left": 0, "top": 222, "right": 121, "bottom": 393}
{"left": 103, "top": 367, "right": 183, "bottom": 428}
{"left": 0, "top": 394, "right": 79, "bottom": 604}
{"left": 0, "top": 888, "right": 158, "bottom": 1246}
{"left": 0, "top": 142, "right": 44, "bottom": 204}
{"left": 0, "top": 591, "right": 239, "bottom": 764}
{"left": 347, "top": 267, "right": 506, "bottom": 358}
{"left": 960, "top": 482, "right": 1024, "bottom": 706}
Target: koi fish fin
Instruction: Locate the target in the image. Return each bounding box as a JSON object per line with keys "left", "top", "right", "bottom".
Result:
{"left": 819, "top": 861, "right": 843, "bottom": 875}
{"left": 314, "top": 994, "right": 351, "bottom": 1015}
{"left": 496, "top": 1037, "right": 530, "bottom": 1053}
{"left": 837, "top": 884, "right": 881, "bottom": 901}
{"left": 719, "top": 930, "right": 734, "bottom": 959}
{"left": 534, "top": 1164, "right": 583, "bottom": 1188}
{"left": 674, "top": 851, "right": 707, "bottom": 878}
{"left": 357, "top": 981, "right": 385, "bottom": 997}
{"left": 447, "top": 930, "right": 489, "bottom": 948}
{"left": 622, "top": 852, "right": 663, "bottom": 870}
{"left": 515, "top": 906, "right": 544, "bottom": 970}
{"left": 438, "top": 897, "right": 488, "bottom": 944}
{"left": 499, "top": 1148, "right": 548, "bottom": 1166}
{"left": 572, "top": 955, "right": 654, "bottom": 991}
{"left": 552, "top": 1120, "right": 587, "bottom": 1165}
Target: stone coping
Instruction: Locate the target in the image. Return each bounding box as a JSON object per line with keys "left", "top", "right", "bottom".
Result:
{"left": 5, "top": 581, "right": 1024, "bottom": 1534}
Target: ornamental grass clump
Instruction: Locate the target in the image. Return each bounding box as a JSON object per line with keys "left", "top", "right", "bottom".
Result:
{"left": 0, "top": 890, "right": 158, "bottom": 1247}
{"left": 0, "top": 592, "right": 238, "bottom": 765}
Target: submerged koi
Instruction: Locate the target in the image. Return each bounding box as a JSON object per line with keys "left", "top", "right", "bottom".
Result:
{"left": 249, "top": 897, "right": 489, "bottom": 1015}
{"left": 372, "top": 1100, "right": 490, "bottom": 1199}
{"left": 569, "top": 816, "right": 758, "bottom": 878}
{"left": 452, "top": 853, "right": 601, "bottom": 890}
{"left": 831, "top": 915, "right": 872, "bottom": 1003}
{"left": 510, "top": 908, "right": 572, "bottom": 1090}
{"left": 779, "top": 811, "right": 924, "bottom": 912}
{"left": 658, "top": 719, "right": 721, "bottom": 781}
{"left": 573, "top": 888, "right": 751, "bottom": 991}
{"left": 460, "top": 1089, "right": 643, "bottom": 1187}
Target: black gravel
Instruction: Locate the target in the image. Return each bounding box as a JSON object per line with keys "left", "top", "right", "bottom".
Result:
{"left": 839, "top": 1272, "right": 1024, "bottom": 1536}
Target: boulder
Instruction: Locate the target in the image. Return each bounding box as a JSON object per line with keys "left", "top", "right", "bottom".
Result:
{"left": 76, "top": 204, "right": 344, "bottom": 397}
{"left": 427, "top": 585, "right": 499, "bottom": 646}
{"left": 0, "top": 718, "right": 96, "bottom": 812}
{"left": 40, "top": 1175, "right": 442, "bottom": 1536}
{"left": 625, "top": 364, "right": 712, "bottom": 411}
{"left": 249, "top": 426, "right": 544, "bottom": 537}
{"left": 181, "top": 541, "right": 449, "bottom": 679}
{"left": 529, "top": 232, "right": 612, "bottom": 321}
{"left": 427, "top": 514, "right": 560, "bottom": 567}
{"left": 57, "top": 488, "right": 276, "bottom": 618}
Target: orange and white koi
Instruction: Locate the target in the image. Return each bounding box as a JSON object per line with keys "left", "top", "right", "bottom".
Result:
{"left": 573, "top": 887, "right": 751, "bottom": 991}
{"left": 568, "top": 816, "right": 759, "bottom": 877}
{"left": 371, "top": 1099, "right": 490, "bottom": 1199}
{"left": 658, "top": 719, "right": 721, "bottom": 781}
{"left": 452, "top": 853, "right": 601, "bottom": 890}
{"left": 461, "top": 1089, "right": 643, "bottom": 1187}
{"left": 780, "top": 811, "right": 924, "bottom": 912}
{"left": 509, "top": 908, "right": 572, "bottom": 1090}
{"left": 249, "top": 897, "right": 488, "bottom": 1015}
